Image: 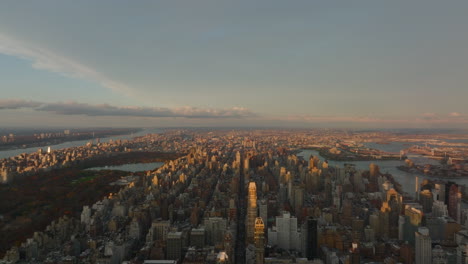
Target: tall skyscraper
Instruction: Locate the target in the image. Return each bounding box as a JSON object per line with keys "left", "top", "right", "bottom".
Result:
{"left": 419, "top": 189, "right": 433, "bottom": 213}
{"left": 306, "top": 217, "right": 318, "bottom": 260}
{"left": 448, "top": 184, "right": 461, "bottom": 222}
{"left": 415, "top": 176, "right": 419, "bottom": 200}
{"left": 415, "top": 227, "right": 432, "bottom": 264}
{"left": 386, "top": 189, "right": 403, "bottom": 239}
{"left": 254, "top": 217, "right": 265, "bottom": 264}
{"left": 247, "top": 181, "right": 258, "bottom": 244}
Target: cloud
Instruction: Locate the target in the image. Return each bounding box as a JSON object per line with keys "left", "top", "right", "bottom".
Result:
{"left": 0, "top": 99, "right": 255, "bottom": 119}
{"left": 283, "top": 114, "right": 408, "bottom": 124}
{"left": 449, "top": 112, "right": 462, "bottom": 117}
{"left": 0, "top": 99, "right": 42, "bottom": 109}
{"left": 0, "top": 33, "right": 132, "bottom": 95}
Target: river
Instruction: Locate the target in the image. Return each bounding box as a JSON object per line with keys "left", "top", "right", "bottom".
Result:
{"left": 0, "top": 128, "right": 163, "bottom": 159}
{"left": 298, "top": 144, "right": 468, "bottom": 198}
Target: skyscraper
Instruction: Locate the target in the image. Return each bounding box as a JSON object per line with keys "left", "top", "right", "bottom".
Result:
{"left": 448, "top": 184, "right": 461, "bottom": 222}
{"left": 254, "top": 217, "right": 265, "bottom": 264}
{"left": 419, "top": 189, "right": 433, "bottom": 213}
{"left": 415, "top": 227, "right": 432, "bottom": 264}
{"left": 415, "top": 176, "right": 419, "bottom": 200}
{"left": 306, "top": 217, "right": 318, "bottom": 260}
{"left": 166, "top": 231, "right": 183, "bottom": 260}
{"left": 204, "top": 217, "right": 227, "bottom": 246}
{"left": 268, "top": 212, "right": 301, "bottom": 251}
{"left": 247, "top": 181, "right": 258, "bottom": 244}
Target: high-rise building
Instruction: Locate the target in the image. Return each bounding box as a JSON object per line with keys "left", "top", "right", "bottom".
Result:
{"left": 386, "top": 188, "right": 403, "bottom": 239}
{"left": 189, "top": 228, "right": 205, "bottom": 248}
{"left": 148, "top": 220, "right": 170, "bottom": 242}
{"left": 426, "top": 217, "right": 446, "bottom": 241}
{"left": 402, "top": 205, "right": 423, "bottom": 245}
{"left": 166, "top": 231, "right": 183, "bottom": 260}
{"left": 246, "top": 182, "right": 258, "bottom": 244}
{"left": 432, "top": 245, "right": 447, "bottom": 264}
{"left": 369, "top": 163, "right": 380, "bottom": 179}
{"left": 254, "top": 217, "right": 265, "bottom": 264}
{"left": 306, "top": 217, "right": 318, "bottom": 260}
{"left": 259, "top": 199, "right": 268, "bottom": 230}
{"left": 128, "top": 218, "right": 141, "bottom": 240}
{"left": 369, "top": 213, "right": 380, "bottom": 238}
{"left": 432, "top": 200, "right": 448, "bottom": 217}
{"left": 414, "top": 174, "right": 420, "bottom": 194}
{"left": 292, "top": 185, "right": 305, "bottom": 217}
{"left": 268, "top": 212, "right": 301, "bottom": 251}
{"left": 420, "top": 189, "right": 433, "bottom": 213}
{"left": 415, "top": 227, "right": 432, "bottom": 264}
{"left": 448, "top": 184, "right": 461, "bottom": 222}
{"left": 309, "top": 156, "right": 319, "bottom": 170}
{"left": 229, "top": 198, "right": 237, "bottom": 222}
{"left": 244, "top": 157, "right": 250, "bottom": 171}
{"left": 204, "top": 217, "right": 227, "bottom": 246}
{"left": 434, "top": 183, "right": 445, "bottom": 202}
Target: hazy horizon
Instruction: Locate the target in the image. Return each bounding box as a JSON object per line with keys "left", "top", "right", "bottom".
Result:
{"left": 1, "top": 1, "right": 468, "bottom": 128}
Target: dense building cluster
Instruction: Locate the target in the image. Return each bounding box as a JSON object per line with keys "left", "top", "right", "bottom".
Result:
{"left": 1, "top": 129, "right": 468, "bottom": 263}
{"left": 0, "top": 139, "right": 132, "bottom": 183}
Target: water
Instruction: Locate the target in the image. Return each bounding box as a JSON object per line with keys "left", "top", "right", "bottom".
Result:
{"left": 298, "top": 149, "right": 468, "bottom": 198}
{"left": 86, "top": 162, "right": 164, "bottom": 172}
{"left": 0, "top": 128, "right": 163, "bottom": 159}
{"left": 363, "top": 142, "right": 414, "bottom": 153}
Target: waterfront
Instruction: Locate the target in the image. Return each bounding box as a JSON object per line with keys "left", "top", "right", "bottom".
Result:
{"left": 363, "top": 141, "right": 413, "bottom": 153}
{"left": 298, "top": 148, "right": 468, "bottom": 198}
{"left": 0, "top": 128, "right": 163, "bottom": 159}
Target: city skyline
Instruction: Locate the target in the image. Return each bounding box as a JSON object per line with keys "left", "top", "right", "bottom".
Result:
{"left": 1, "top": 1, "right": 468, "bottom": 128}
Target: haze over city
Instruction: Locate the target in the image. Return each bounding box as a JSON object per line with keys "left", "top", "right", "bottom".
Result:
{"left": 1, "top": 1, "right": 468, "bottom": 128}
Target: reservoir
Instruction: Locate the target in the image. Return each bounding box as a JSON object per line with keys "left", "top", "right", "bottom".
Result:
{"left": 85, "top": 162, "right": 165, "bottom": 172}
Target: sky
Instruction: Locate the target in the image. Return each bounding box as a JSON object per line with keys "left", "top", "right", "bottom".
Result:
{"left": 0, "top": 1, "right": 468, "bottom": 129}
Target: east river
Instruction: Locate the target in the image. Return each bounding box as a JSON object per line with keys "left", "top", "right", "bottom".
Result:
{"left": 0, "top": 128, "right": 163, "bottom": 159}
{"left": 298, "top": 142, "right": 468, "bottom": 199}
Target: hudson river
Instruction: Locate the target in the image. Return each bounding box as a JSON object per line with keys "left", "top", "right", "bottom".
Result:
{"left": 0, "top": 128, "right": 163, "bottom": 159}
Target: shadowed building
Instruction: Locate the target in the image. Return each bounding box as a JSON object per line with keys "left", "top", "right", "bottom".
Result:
{"left": 306, "top": 217, "right": 318, "bottom": 260}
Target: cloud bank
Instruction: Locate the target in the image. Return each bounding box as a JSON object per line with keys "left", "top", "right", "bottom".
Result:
{"left": 0, "top": 99, "right": 42, "bottom": 110}
{"left": 0, "top": 99, "right": 255, "bottom": 119}
{"left": 0, "top": 33, "right": 132, "bottom": 95}
{"left": 1, "top": 99, "right": 466, "bottom": 127}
